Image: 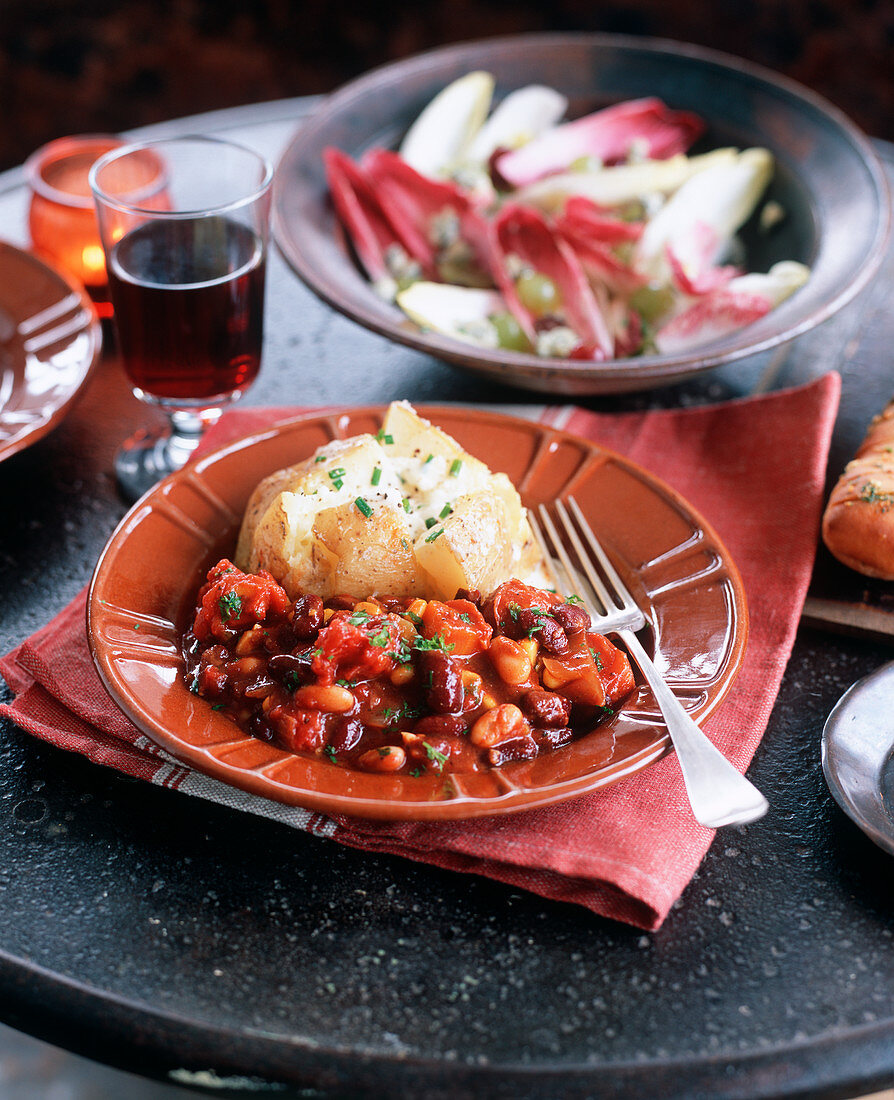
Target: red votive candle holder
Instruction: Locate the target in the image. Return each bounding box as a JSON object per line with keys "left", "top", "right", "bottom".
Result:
{"left": 26, "top": 134, "right": 125, "bottom": 318}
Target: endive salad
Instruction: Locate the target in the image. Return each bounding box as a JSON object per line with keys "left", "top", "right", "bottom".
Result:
{"left": 324, "top": 72, "right": 810, "bottom": 361}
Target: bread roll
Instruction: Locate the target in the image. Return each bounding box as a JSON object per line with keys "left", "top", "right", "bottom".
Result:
{"left": 822, "top": 400, "right": 894, "bottom": 579}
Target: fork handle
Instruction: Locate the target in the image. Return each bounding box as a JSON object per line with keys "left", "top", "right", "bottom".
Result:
{"left": 619, "top": 629, "right": 769, "bottom": 829}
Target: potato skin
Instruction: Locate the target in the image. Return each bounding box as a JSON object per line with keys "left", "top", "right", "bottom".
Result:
{"left": 822, "top": 400, "right": 894, "bottom": 579}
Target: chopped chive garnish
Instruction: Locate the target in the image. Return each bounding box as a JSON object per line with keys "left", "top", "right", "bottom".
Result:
{"left": 439, "top": 503, "right": 453, "bottom": 518}
{"left": 425, "top": 527, "right": 444, "bottom": 542}
{"left": 371, "top": 466, "right": 382, "bottom": 486}
{"left": 332, "top": 479, "right": 344, "bottom": 490}
{"left": 449, "top": 459, "right": 462, "bottom": 477}
{"left": 315, "top": 455, "right": 326, "bottom": 463}
{"left": 329, "top": 467, "right": 346, "bottom": 479}
{"left": 402, "top": 497, "right": 412, "bottom": 513}
{"left": 425, "top": 517, "right": 438, "bottom": 529}
{"left": 424, "top": 453, "right": 434, "bottom": 464}
{"left": 375, "top": 429, "right": 394, "bottom": 444}
{"left": 355, "top": 496, "right": 373, "bottom": 518}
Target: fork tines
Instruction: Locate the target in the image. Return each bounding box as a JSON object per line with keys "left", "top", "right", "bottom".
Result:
{"left": 529, "top": 497, "right": 644, "bottom": 633}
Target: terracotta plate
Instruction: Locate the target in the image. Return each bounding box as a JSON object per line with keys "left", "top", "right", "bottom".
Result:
{"left": 0, "top": 241, "right": 102, "bottom": 463}
{"left": 88, "top": 407, "right": 748, "bottom": 821}
{"left": 274, "top": 33, "right": 889, "bottom": 396}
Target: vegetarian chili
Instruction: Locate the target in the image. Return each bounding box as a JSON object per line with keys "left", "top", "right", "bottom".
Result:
{"left": 183, "top": 560, "right": 635, "bottom": 775}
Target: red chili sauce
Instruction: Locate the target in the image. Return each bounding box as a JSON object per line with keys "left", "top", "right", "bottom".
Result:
{"left": 183, "top": 560, "right": 635, "bottom": 776}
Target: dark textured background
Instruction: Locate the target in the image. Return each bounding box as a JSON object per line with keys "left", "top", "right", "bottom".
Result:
{"left": 1, "top": 0, "right": 892, "bottom": 172}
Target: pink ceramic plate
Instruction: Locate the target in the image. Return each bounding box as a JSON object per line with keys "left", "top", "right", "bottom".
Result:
{"left": 0, "top": 242, "right": 102, "bottom": 463}
{"left": 88, "top": 407, "right": 748, "bottom": 820}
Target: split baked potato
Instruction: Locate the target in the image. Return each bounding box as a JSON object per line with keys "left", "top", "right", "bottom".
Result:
{"left": 235, "top": 402, "right": 544, "bottom": 600}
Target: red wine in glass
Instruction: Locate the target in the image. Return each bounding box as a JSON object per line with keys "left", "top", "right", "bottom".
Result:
{"left": 108, "top": 216, "right": 265, "bottom": 402}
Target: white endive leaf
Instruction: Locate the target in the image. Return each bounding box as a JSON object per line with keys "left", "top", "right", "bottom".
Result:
{"left": 399, "top": 71, "right": 495, "bottom": 178}
{"left": 515, "top": 148, "right": 738, "bottom": 213}
{"left": 724, "top": 260, "right": 810, "bottom": 304}
{"left": 396, "top": 281, "right": 505, "bottom": 347}
{"left": 636, "top": 148, "right": 774, "bottom": 281}
{"left": 466, "top": 85, "right": 568, "bottom": 163}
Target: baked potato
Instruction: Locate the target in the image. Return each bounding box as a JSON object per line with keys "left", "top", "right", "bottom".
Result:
{"left": 235, "top": 402, "right": 544, "bottom": 600}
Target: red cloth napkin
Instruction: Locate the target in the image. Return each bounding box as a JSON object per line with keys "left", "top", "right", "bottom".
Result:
{"left": 0, "top": 374, "right": 840, "bottom": 930}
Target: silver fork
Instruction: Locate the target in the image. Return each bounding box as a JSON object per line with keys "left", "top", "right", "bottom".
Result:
{"left": 530, "top": 497, "right": 769, "bottom": 829}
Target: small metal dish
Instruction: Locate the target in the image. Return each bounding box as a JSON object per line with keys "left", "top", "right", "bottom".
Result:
{"left": 822, "top": 661, "right": 894, "bottom": 855}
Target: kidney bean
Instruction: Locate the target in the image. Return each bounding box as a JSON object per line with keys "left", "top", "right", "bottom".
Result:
{"left": 324, "top": 594, "right": 356, "bottom": 611}
{"left": 242, "top": 676, "right": 277, "bottom": 700}
{"left": 454, "top": 587, "right": 482, "bottom": 606}
{"left": 522, "top": 689, "right": 572, "bottom": 728}
{"left": 552, "top": 602, "right": 591, "bottom": 635}
{"left": 268, "top": 652, "right": 314, "bottom": 687}
{"left": 328, "top": 715, "right": 365, "bottom": 754}
{"left": 248, "top": 713, "right": 276, "bottom": 743}
{"left": 416, "top": 650, "right": 463, "bottom": 714}
{"left": 486, "top": 735, "right": 539, "bottom": 766}
{"left": 291, "top": 594, "right": 324, "bottom": 640}
{"left": 514, "top": 608, "right": 570, "bottom": 656}
{"left": 534, "top": 726, "right": 575, "bottom": 750}
{"left": 412, "top": 714, "right": 468, "bottom": 739}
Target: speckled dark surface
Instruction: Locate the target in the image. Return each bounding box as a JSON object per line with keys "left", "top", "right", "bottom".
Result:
{"left": 1, "top": 115, "right": 894, "bottom": 1100}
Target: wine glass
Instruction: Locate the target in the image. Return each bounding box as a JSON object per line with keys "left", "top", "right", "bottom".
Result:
{"left": 89, "top": 135, "right": 273, "bottom": 501}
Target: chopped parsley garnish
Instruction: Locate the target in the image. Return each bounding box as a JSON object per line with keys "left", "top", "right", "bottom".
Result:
{"left": 217, "top": 591, "right": 242, "bottom": 622}
{"left": 425, "top": 527, "right": 444, "bottom": 542}
{"left": 589, "top": 647, "right": 603, "bottom": 670}
{"left": 212, "top": 703, "right": 225, "bottom": 711}
{"left": 336, "top": 677, "right": 357, "bottom": 688}
{"left": 404, "top": 610, "right": 422, "bottom": 626}
{"left": 423, "top": 741, "right": 448, "bottom": 771}
{"left": 449, "top": 459, "right": 462, "bottom": 477}
{"left": 458, "top": 613, "right": 471, "bottom": 623}
{"left": 371, "top": 466, "right": 382, "bottom": 486}
{"left": 439, "top": 503, "right": 453, "bottom": 518}
{"left": 323, "top": 745, "right": 338, "bottom": 762}
{"left": 283, "top": 670, "right": 301, "bottom": 692}
{"left": 409, "top": 767, "right": 424, "bottom": 778}
{"left": 355, "top": 497, "right": 373, "bottom": 518}
{"left": 567, "top": 594, "right": 585, "bottom": 605}
{"left": 413, "top": 633, "right": 454, "bottom": 653}
{"left": 368, "top": 625, "right": 390, "bottom": 647}
{"left": 377, "top": 746, "right": 392, "bottom": 757}
{"left": 348, "top": 609, "right": 370, "bottom": 625}
{"left": 425, "top": 516, "right": 438, "bottom": 529}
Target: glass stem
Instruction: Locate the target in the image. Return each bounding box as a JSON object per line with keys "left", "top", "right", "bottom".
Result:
{"left": 165, "top": 408, "right": 223, "bottom": 468}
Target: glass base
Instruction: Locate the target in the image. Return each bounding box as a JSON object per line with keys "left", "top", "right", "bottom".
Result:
{"left": 115, "top": 408, "right": 222, "bottom": 501}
